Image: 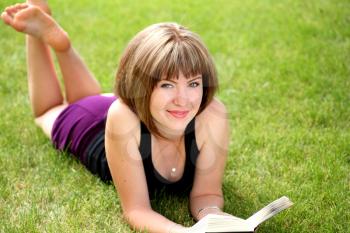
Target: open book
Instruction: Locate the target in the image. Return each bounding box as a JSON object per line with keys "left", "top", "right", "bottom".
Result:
{"left": 191, "top": 196, "right": 293, "bottom": 233}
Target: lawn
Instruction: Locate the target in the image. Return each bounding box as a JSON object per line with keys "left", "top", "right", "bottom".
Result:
{"left": 0, "top": 0, "right": 349, "bottom": 232}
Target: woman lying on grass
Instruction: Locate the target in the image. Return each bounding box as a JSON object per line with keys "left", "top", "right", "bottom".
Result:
{"left": 1, "top": 1, "right": 230, "bottom": 232}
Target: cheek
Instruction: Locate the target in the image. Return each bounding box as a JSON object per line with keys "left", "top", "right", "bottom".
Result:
{"left": 150, "top": 90, "right": 172, "bottom": 112}
{"left": 191, "top": 89, "right": 203, "bottom": 106}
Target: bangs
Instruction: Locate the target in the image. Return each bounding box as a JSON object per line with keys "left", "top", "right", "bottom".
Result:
{"left": 148, "top": 37, "right": 210, "bottom": 83}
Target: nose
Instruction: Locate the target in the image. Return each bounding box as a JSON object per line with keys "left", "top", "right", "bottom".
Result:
{"left": 173, "top": 87, "right": 188, "bottom": 106}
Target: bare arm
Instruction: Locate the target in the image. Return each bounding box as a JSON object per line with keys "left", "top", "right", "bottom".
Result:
{"left": 190, "top": 98, "right": 231, "bottom": 221}
{"left": 105, "top": 100, "right": 189, "bottom": 233}
{"left": 125, "top": 208, "right": 188, "bottom": 233}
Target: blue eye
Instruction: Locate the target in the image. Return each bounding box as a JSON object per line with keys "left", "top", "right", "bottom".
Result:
{"left": 160, "top": 83, "right": 173, "bottom": 88}
{"left": 189, "top": 82, "right": 200, "bottom": 87}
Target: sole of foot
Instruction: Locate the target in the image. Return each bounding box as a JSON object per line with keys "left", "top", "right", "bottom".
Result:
{"left": 1, "top": 4, "right": 70, "bottom": 51}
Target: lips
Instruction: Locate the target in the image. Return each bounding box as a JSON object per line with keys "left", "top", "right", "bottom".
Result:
{"left": 167, "top": 110, "right": 189, "bottom": 119}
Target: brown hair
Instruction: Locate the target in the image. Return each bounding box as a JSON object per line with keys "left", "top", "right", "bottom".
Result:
{"left": 115, "top": 22, "right": 218, "bottom": 137}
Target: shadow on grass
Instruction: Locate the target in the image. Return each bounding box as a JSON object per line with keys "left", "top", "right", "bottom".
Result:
{"left": 150, "top": 191, "right": 194, "bottom": 226}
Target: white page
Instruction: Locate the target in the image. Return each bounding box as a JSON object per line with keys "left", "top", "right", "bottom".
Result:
{"left": 191, "top": 214, "right": 253, "bottom": 232}
{"left": 246, "top": 196, "right": 293, "bottom": 228}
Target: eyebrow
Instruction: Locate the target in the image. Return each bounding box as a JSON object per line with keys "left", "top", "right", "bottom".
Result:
{"left": 188, "top": 75, "right": 203, "bottom": 82}
{"left": 163, "top": 76, "right": 202, "bottom": 84}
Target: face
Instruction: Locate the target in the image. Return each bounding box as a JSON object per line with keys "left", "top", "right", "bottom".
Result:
{"left": 150, "top": 73, "right": 203, "bottom": 138}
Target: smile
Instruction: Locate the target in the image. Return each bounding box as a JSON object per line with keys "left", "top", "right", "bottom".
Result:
{"left": 167, "top": 110, "right": 189, "bottom": 119}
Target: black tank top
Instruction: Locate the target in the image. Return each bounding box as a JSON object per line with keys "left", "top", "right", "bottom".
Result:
{"left": 139, "top": 118, "right": 200, "bottom": 198}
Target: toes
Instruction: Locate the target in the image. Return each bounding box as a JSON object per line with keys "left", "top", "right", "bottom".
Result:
{"left": 13, "top": 3, "right": 29, "bottom": 13}
{"left": 17, "top": 3, "right": 29, "bottom": 10}
{"left": 5, "top": 3, "right": 29, "bottom": 16}
{"left": 5, "top": 6, "right": 18, "bottom": 16}
{"left": 14, "top": 3, "right": 29, "bottom": 9}
{"left": 4, "top": 7, "right": 13, "bottom": 17}
{"left": 1, "top": 12, "right": 13, "bottom": 25}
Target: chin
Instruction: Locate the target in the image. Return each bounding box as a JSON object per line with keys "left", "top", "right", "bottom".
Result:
{"left": 166, "top": 116, "right": 193, "bottom": 131}
{"left": 169, "top": 124, "right": 187, "bottom": 132}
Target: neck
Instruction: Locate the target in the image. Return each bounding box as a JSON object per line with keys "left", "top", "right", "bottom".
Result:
{"left": 153, "top": 121, "right": 188, "bottom": 142}
{"left": 155, "top": 130, "right": 184, "bottom": 143}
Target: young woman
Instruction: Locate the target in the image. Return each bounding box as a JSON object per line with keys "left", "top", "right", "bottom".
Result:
{"left": 1, "top": 1, "right": 231, "bottom": 232}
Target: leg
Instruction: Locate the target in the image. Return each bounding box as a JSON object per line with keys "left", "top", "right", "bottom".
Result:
{"left": 27, "top": 0, "right": 102, "bottom": 104}
{"left": 23, "top": 1, "right": 102, "bottom": 104}
{"left": 28, "top": 0, "right": 102, "bottom": 103}
{"left": 55, "top": 48, "right": 101, "bottom": 104}
{"left": 2, "top": 1, "right": 101, "bottom": 137}
{"left": 26, "top": 35, "right": 65, "bottom": 117}
{"left": 2, "top": 2, "right": 66, "bottom": 139}
{"left": 3, "top": 1, "right": 101, "bottom": 105}
{"left": 2, "top": 3, "right": 64, "bottom": 117}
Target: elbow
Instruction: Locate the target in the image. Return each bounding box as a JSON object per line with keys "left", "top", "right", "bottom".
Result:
{"left": 123, "top": 209, "right": 138, "bottom": 225}
{"left": 122, "top": 210, "right": 139, "bottom": 231}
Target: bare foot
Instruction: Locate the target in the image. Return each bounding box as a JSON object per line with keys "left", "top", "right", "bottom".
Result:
{"left": 1, "top": 3, "right": 70, "bottom": 51}
{"left": 27, "top": 0, "right": 51, "bottom": 15}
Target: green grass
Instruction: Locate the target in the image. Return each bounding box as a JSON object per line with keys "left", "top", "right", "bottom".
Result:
{"left": 0, "top": 0, "right": 349, "bottom": 232}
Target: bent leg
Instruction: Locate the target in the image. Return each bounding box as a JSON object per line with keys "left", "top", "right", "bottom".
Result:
{"left": 27, "top": 35, "right": 64, "bottom": 117}
{"left": 55, "top": 48, "right": 101, "bottom": 104}
{"left": 2, "top": 1, "right": 102, "bottom": 135}
{"left": 2, "top": 2, "right": 65, "bottom": 140}
{"left": 21, "top": 1, "right": 102, "bottom": 103}
{"left": 2, "top": 3, "right": 65, "bottom": 117}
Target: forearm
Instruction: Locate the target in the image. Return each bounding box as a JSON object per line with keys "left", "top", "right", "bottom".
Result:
{"left": 124, "top": 208, "right": 188, "bottom": 233}
{"left": 190, "top": 193, "right": 226, "bottom": 221}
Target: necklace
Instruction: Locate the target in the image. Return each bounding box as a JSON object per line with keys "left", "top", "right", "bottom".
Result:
{"left": 170, "top": 136, "right": 184, "bottom": 177}
{"left": 170, "top": 165, "right": 177, "bottom": 177}
{"left": 153, "top": 133, "right": 184, "bottom": 178}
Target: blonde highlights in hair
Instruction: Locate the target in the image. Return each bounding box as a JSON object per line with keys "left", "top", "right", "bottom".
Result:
{"left": 115, "top": 22, "right": 218, "bottom": 136}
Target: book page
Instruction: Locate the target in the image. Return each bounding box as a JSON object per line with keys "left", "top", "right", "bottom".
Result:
{"left": 246, "top": 196, "right": 293, "bottom": 228}
{"left": 191, "top": 214, "right": 254, "bottom": 232}
{"left": 206, "top": 215, "right": 253, "bottom": 232}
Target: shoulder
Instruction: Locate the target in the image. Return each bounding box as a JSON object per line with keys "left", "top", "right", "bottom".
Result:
{"left": 195, "top": 98, "right": 229, "bottom": 148}
{"left": 107, "top": 98, "right": 138, "bottom": 122}
{"left": 106, "top": 99, "right": 140, "bottom": 142}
